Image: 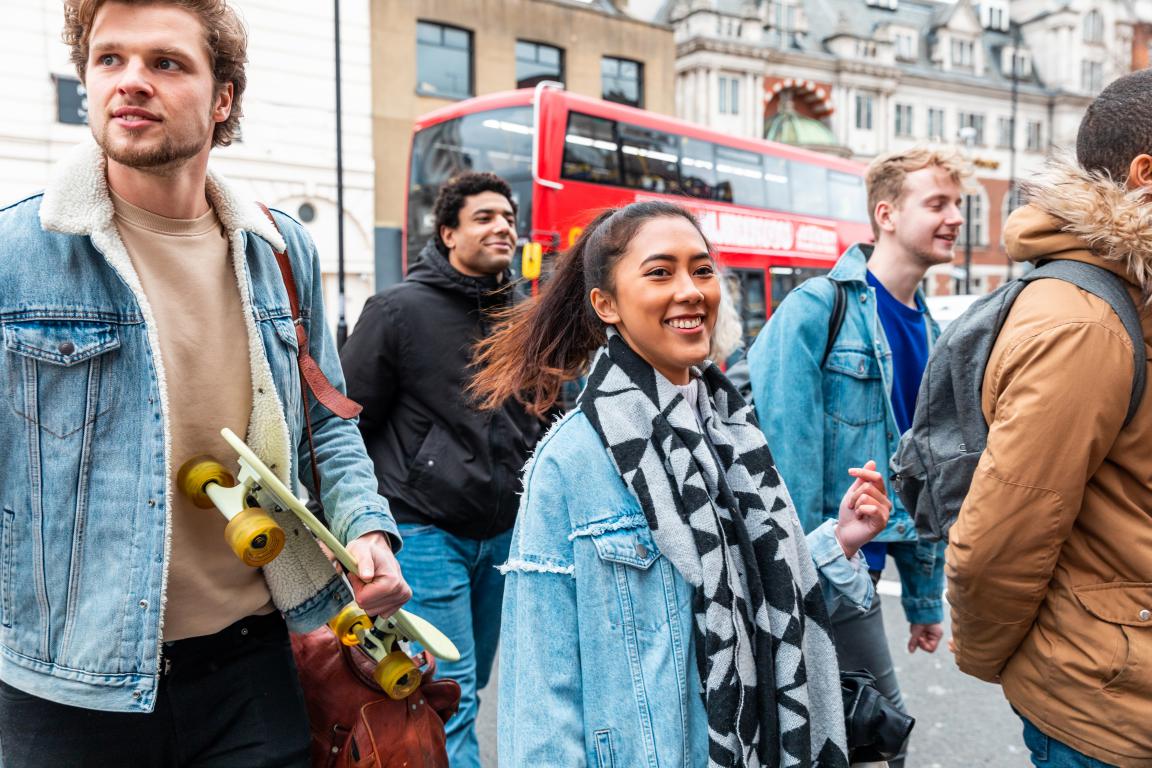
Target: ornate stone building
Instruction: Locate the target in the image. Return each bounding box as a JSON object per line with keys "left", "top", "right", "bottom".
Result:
{"left": 632, "top": 0, "right": 1146, "bottom": 293}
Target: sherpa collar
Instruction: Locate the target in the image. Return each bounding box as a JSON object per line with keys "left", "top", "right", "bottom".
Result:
{"left": 1014, "top": 152, "right": 1152, "bottom": 295}
{"left": 39, "top": 138, "right": 285, "bottom": 253}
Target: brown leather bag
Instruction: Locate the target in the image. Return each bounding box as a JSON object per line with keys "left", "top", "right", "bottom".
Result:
{"left": 290, "top": 628, "right": 460, "bottom": 768}
{"left": 259, "top": 204, "right": 462, "bottom": 767}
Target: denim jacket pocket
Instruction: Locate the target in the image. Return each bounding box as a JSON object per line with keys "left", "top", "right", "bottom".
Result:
{"left": 824, "top": 348, "right": 885, "bottom": 426}
{"left": 583, "top": 517, "right": 682, "bottom": 632}
{"left": 3, "top": 319, "right": 121, "bottom": 438}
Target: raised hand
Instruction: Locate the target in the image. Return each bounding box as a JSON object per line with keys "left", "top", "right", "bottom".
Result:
{"left": 835, "top": 459, "right": 893, "bottom": 559}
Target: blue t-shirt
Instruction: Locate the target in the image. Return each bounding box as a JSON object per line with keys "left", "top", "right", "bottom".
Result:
{"left": 860, "top": 271, "right": 929, "bottom": 572}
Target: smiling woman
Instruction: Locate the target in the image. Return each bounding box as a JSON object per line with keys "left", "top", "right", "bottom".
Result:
{"left": 470, "top": 200, "right": 894, "bottom": 768}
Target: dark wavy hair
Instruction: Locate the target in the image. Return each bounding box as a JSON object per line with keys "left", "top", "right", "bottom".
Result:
{"left": 433, "top": 172, "right": 517, "bottom": 249}
{"left": 470, "top": 200, "right": 711, "bottom": 416}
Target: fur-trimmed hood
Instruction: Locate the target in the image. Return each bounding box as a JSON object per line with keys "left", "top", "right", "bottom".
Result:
{"left": 39, "top": 138, "right": 285, "bottom": 252}
{"left": 1006, "top": 153, "right": 1152, "bottom": 295}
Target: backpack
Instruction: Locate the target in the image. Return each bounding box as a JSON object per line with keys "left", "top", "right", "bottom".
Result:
{"left": 890, "top": 260, "right": 1146, "bottom": 542}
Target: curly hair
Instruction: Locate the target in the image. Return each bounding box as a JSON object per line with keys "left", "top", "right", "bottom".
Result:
{"left": 62, "top": 0, "right": 248, "bottom": 147}
{"left": 1077, "top": 70, "right": 1152, "bottom": 184}
{"left": 433, "top": 172, "right": 517, "bottom": 249}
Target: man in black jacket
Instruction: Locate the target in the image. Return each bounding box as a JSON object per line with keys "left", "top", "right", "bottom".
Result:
{"left": 341, "top": 172, "right": 542, "bottom": 767}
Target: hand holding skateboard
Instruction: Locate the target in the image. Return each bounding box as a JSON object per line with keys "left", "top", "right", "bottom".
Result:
{"left": 177, "top": 428, "right": 460, "bottom": 700}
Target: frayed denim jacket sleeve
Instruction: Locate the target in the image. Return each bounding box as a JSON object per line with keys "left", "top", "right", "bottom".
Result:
{"left": 748, "top": 280, "right": 833, "bottom": 534}
{"left": 807, "top": 519, "right": 874, "bottom": 611}
{"left": 498, "top": 449, "right": 585, "bottom": 767}
{"left": 276, "top": 216, "right": 399, "bottom": 550}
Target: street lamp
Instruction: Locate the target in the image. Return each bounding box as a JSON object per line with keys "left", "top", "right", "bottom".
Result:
{"left": 957, "top": 125, "right": 978, "bottom": 295}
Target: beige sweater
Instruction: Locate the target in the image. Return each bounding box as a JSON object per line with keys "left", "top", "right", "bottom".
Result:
{"left": 112, "top": 191, "right": 273, "bottom": 641}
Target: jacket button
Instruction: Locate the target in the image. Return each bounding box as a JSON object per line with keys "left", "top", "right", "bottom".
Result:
{"left": 427, "top": 459, "right": 435, "bottom": 467}
{"left": 139, "top": 599, "right": 148, "bottom": 610}
{"left": 132, "top": 690, "right": 142, "bottom": 700}
{"left": 887, "top": 432, "right": 894, "bottom": 441}
{"left": 1140, "top": 609, "right": 1151, "bottom": 621}
{"left": 58, "top": 341, "right": 75, "bottom": 356}
{"left": 635, "top": 542, "right": 649, "bottom": 559}
{"left": 859, "top": 294, "right": 867, "bottom": 303}
{"left": 896, "top": 523, "right": 906, "bottom": 534}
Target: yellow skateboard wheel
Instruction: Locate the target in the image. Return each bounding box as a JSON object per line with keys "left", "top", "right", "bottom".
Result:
{"left": 177, "top": 456, "right": 236, "bottom": 509}
{"left": 374, "top": 651, "right": 422, "bottom": 700}
{"left": 327, "top": 603, "right": 372, "bottom": 646}
{"left": 224, "top": 506, "right": 285, "bottom": 567}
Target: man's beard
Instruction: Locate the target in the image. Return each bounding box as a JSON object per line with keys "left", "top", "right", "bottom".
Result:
{"left": 97, "top": 124, "right": 205, "bottom": 174}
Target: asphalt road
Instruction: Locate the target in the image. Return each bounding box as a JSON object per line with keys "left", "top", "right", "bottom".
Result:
{"left": 475, "top": 576, "right": 1031, "bottom": 767}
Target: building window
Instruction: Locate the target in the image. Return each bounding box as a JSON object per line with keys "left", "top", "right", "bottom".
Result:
{"left": 894, "top": 31, "right": 917, "bottom": 60}
{"left": 927, "top": 107, "right": 945, "bottom": 141}
{"left": 1026, "top": 120, "right": 1043, "bottom": 151}
{"left": 958, "top": 187, "right": 988, "bottom": 246}
{"left": 416, "top": 21, "right": 472, "bottom": 99}
{"left": 997, "top": 116, "right": 1014, "bottom": 148}
{"left": 1081, "top": 60, "right": 1104, "bottom": 92}
{"left": 894, "top": 104, "right": 914, "bottom": 137}
{"left": 959, "top": 111, "right": 985, "bottom": 145}
{"left": 855, "top": 92, "right": 874, "bottom": 130}
{"left": 1084, "top": 10, "right": 1104, "bottom": 44}
{"left": 515, "top": 40, "right": 564, "bottom": 89}
{"left": 985, "top": 5, "right": 1007, "bottom": 31}
{"left": 951, "top": 38, "right": 975, "bottom": 70}
{"left": 718, "top": 75, "right": 740, "bottom": 115}
{"left": 602, "top": 56, "right": 643, "bottom": 108}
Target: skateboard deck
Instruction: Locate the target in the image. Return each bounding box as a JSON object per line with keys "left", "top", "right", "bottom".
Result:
{"left": 184, "top": 430, "right": 458, "bottom": 663}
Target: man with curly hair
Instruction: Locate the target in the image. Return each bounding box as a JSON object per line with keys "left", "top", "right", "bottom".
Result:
{"left": 341, "top": 172, "right": 544, "bottom": 768}
{"left": 0, "top": 2, "right": 410, "bottom": 765}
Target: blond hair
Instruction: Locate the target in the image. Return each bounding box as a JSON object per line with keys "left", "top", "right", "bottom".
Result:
{"left": 866, "top": 147, "right": 969, "bottom": 238}
{"left": 62, "top": 0, "right": 248, "bottom": 147}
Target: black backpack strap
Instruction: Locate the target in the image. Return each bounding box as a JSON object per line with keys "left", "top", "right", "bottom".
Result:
{"left": 1022, "top": 261, "right": 1146, "bottom": 426}
{"left": 822, "top": 278, "right": 847, "bottom": 367}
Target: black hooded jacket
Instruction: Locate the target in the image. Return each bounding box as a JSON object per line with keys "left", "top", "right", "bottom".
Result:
{"left": 340, "top": 240, "right": 544, "bottom": 540}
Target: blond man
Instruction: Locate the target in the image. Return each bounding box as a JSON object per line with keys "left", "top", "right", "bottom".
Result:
{"left": 748, "top": 148, "right": 968, "bottom": 767}
{"left": 0, "top": 1, "right": 409, "bottom": 764}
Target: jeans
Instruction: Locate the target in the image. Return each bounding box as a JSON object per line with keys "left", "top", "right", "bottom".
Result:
{"left": 1020, "top": 716, "right": 1117, "bottom": 767}
{"left": 0, "top": 613, "right": 309, "bottom": 767}
{"left": 396, "top": 523, "right": 513, "bottom": 768}
{"left": 831, "top": 570, "right": 908, "bottom": 768}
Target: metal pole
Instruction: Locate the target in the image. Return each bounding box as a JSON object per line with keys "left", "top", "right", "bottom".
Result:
{"left": 334, "top": 0, "right": 348, "bottom": 348}
{"left": 1006, "top": 26, "right": 1020, "bottom": 282}
{"left": 964, "top": 195, "right": 973, "bottom": 294}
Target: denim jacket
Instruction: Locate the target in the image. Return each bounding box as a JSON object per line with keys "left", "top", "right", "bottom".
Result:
{"left": 747, "top": 244, "right": 945, "bottom": 625}
{"left": 497, "top": 408, "right": 871, "bottom": 767}
{"left": 0, "top": 142, "right": 397, "bottom": 713}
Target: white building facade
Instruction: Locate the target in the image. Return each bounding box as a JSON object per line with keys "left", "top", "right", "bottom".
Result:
{"left": 646, "top": 0, "right": 1142, "bottom": 294}
{"left": 0, "top": 0, "right": 377, "bottom": 331}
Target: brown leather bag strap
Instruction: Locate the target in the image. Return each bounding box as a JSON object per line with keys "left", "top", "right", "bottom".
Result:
{"left": 256, "top": 203, "right": 362, "bottom": 422}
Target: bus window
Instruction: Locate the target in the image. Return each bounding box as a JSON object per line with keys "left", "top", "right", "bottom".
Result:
{"left": 714, "top": 146, "right": 766, "bottom": 209}
{"left": 789, "top": 161, "right": 828, "bottom": 217}
{"left": 680, "top": 137, "right": 717, "bottom": 200}
{"left": 562, "top": 112, "right": 621, "bottom": 184}
{"left": 770, "top": 266, "right": 830, "bottom": 312}
{"left": 763, "top": 155, "right": 791, "bottom": 210}
{"left": 728, "top": 268, "right": 768, "bottom": 345}
{"left": 619, "top": 123, "right": 681, "bottom": 194}
{"left": 828, "top": 170, "right": 870, "bottom": 223}
{"left": 407, "top": 106, "right": 533, "bottom": 261}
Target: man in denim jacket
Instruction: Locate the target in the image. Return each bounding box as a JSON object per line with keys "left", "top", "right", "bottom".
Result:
{"left": 748, "top": 147, "right": 967, "bottom": 767}
{"left": 0, "top": 2, "right": 409, "bottom": 765}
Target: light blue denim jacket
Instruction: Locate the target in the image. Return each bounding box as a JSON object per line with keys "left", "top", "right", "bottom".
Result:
{"left": 0, "top": 142, "right": 397, "bottom": 713}
{"left": 497, "top": 408, "right": 871, "bottom": 767}
{"left": 747, "top": 244, "right": 945, "bottom": 625}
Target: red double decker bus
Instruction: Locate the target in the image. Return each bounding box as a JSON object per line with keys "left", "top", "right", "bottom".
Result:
{"left": 405, "top": 84, "right": 871, "bottom": 341}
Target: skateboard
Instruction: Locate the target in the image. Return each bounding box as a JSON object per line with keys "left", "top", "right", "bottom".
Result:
{"left": 177, "top": 428, "right": 461, "bottom": 699}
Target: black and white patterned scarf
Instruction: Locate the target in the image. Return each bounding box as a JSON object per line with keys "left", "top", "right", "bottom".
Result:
{"left": 579, "top": 332, "right": 847, "bottom": 768}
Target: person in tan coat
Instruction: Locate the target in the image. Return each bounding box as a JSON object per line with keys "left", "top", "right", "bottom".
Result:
{"left": 948, "top": 70, "right": 1152, "bottom": 768}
